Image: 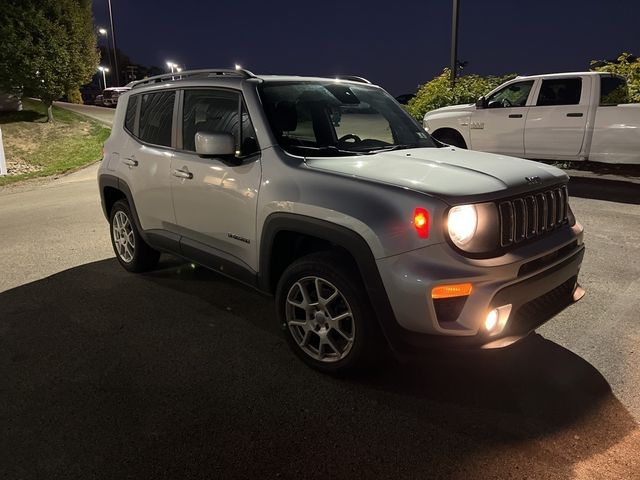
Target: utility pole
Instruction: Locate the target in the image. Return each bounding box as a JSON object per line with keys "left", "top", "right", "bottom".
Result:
{"left": 450, "top": 0, "right": 460, "bottom": 87}
{"left": 107, "top": 0, "right": 120, "bottom": 86}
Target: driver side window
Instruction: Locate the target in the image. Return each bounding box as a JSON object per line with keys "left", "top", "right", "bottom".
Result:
{"left": 486, "top": 81, "right": 534, "bottom": 108}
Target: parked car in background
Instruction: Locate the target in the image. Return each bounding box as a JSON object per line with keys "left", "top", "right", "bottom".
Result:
{"left": 94, "top": 94, "right": 104, "bottom": 107}
{"left": 423, "top": 72, "right": 640, "bottom": 164}
{"left": 102, "top": 87, "right": 131, "bottom": 107}
{"left": 98, "top": 68, "right": 585, "bottom": 373}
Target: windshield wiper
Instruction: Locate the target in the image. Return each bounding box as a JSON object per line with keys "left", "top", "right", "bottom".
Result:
{"left": 360, "top": 144, "right": 419, "bottom": 155}
{"left": 288, "top": 145, "right": 364, "bottom": 156}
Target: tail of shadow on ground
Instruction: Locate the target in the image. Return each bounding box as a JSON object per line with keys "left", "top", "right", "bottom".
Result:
{"left": 0, "top": 257, "right": 637, "bottom": 478}
{"left": 569, "top": 176, "right": 640, "bottom": 205}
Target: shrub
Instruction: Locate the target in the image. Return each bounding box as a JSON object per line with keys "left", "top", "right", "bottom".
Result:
{"left": 591, "top": 53, "right": 640, "bottom": 103}
{"left": 406, "top": 68, "right": 516, "bottom": 120}
{"left": 66, "top": 87, "right": 83, "bottom": 104}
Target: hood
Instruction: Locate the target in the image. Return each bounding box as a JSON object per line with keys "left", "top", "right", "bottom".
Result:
{"left": 425, "top": 103, "right": 475, "bottom": 117}
{"left": 305, "top": 147, "right": 568, "bottom": 203}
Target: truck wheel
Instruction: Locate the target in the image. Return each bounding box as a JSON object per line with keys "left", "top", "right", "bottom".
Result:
{"left": 275, "top": 251, "right": 381, "bottom": 373}
{"left": 433, "top": 130, "right": 467, "bottom": 149}
{"left": 109, "top": 199, "right": 160, "bottom": 272}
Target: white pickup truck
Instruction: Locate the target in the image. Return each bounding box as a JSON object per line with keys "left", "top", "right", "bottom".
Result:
{"left": 423, "top": 72, "right": 640, "bottom": 164}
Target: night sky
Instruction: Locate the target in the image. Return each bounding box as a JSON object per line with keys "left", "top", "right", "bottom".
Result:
{"left": 92, "top": 0, "right": 640, "bottom": 95}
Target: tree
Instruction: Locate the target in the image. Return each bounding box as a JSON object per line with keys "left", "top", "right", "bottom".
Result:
{"left": 591, "top": 53, "right": 640, "bottom": 103}
{"left": 406, "top": 68, "right": 516, "bottom": 120}
{"left": 0, "top": 0, "right": 99, "bottom": 121}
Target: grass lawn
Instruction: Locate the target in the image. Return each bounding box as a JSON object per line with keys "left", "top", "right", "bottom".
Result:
{"left": 0, "top": 99, "right": 110, "bottom": 186}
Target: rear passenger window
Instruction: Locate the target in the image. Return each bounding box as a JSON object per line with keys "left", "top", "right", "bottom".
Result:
{"left": 124, "top": 95, "right": 138, "bottom": 134}
{"left": 537, "top": 78, "right": 582, "bottom": 106}
{"left": 138, "top": 91, "right": 175, "bottom": 147}
{"left": 600, "top": 76, "right": 629, "bottom": 105}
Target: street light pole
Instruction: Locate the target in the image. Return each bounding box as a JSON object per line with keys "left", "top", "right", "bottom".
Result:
{"left": 98, "top": 28, "right": 114, "bottom": 79}
{"left": 98, "top": 66, "right": 109, "bottom": 89}
{"left": 107, "top": 0, "right": 120, "bottom": 86}
{"left": 450, "top": 0, "right": 460, "bottom": 87}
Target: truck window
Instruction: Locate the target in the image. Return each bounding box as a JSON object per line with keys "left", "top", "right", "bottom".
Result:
{"left": 537, "top": 78, "right": 582, "bottom": 106}
{"left": 486, "top": 81, "right": 534, "bottom": 108}
{"left": 600, "top": 76, "right": 629, "bottom": 105}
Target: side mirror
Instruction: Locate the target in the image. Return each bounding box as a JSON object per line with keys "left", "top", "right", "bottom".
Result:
{"left": 475, "top": 96, "right": 487, "bottom": 109}
{"left": 195, "top": 132, "right": 236, "bottom": 157}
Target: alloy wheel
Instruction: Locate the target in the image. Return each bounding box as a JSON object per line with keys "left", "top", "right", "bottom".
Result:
{"left": 285, "top": 276, "right": 355, "bottom": 363}
{"left": 112, "top": 210, "right": 135, "bottom": 263}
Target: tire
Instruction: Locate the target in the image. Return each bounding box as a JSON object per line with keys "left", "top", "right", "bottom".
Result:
{"left": 109, "top": 199, "right": 160, "bottom": 273}
{"left": 433, "top": 130, "right": 467, "bottom": 149}
{"left": 275, "top": 251, "right": 382, "bottom": 373}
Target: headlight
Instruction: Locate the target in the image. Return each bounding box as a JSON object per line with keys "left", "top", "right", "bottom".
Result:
{"left": 448, "top": 204, "right": 477, "bottom": 247}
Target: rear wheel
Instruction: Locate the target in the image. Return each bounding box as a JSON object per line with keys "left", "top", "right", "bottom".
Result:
{"left": 109, "top": 199, "right": 160, "bottom": 272}
{"left": 276, "top": 252, "right": 381, "bottom": 373}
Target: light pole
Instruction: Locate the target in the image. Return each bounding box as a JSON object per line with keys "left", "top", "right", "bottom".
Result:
{"left": 107, "top": 0, "right": 120, "bottom": 86}
{"left": 97, "top": 27, "right": 113, "bottom": 79}
{"left": 98, "top": 66, "right": 109, "bottom": 90}
{"left": 450, "top": 0, "right": 460, "bottom": 87}
{"left": 166, "top": 61, "right": 179, "bottom": 73}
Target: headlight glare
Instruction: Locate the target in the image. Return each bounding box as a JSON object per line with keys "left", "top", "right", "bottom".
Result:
{"left": 448, "top": 204, "right": 477, "bottom": 247}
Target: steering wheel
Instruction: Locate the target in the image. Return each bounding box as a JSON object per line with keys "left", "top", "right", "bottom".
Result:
{"left": 502, "top": 98, "right": 513, "bottom": 108}
{"left": 338, "top": 134, "right": 362, "bottom": 145}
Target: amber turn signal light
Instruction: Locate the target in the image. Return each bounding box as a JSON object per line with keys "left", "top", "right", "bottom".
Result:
{"left": 431, "top": 283, "right": 473, "bottom": 299}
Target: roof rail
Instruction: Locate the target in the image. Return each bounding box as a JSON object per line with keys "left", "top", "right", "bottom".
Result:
{"left": 129, "top": 68, "right": 258, "bottom": 89}
{"left": 334, "top": 75, "right": 372, "bottom": 84}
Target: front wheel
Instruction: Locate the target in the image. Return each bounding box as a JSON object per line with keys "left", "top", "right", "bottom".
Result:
{"left": 275, "top": 252, "right": 382, "bottom": 373}
{"left": 432, "top": 130, "right": 467, "bottom": 149}
{"left": 109, "top": 199, "right": 160, "bottom": 272}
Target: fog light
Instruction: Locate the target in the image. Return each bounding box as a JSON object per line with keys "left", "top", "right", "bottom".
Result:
{"left": 485, "top": 309, "right": 499, "bottom": 331}
{"left": 484, "top": 304, "right": 512, "bottom": 335}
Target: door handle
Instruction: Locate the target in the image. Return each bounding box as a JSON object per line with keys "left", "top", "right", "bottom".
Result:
{"left": 122, "top": 158, "right": 138, "bottom": 167}
{"left": 172, "top": 168, "right": 193, "bottom": 180}
{"left": 508, "top": 114, "right": 523, "bottom": 118}
{"left": 566, "top": 112, "right": 583, "bottom": 117}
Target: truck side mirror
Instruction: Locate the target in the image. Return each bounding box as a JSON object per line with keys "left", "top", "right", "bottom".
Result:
{"left": 475, "top": 96, "right": 487, "bottom": 109}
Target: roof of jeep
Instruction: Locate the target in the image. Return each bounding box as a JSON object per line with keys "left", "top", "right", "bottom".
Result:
{"left": 127, "top": 69, "right": 377, "bottom": 92}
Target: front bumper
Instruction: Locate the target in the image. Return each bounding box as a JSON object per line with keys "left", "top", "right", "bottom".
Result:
{"left": 375, "top": 224, "right": 585, "bottom": 353}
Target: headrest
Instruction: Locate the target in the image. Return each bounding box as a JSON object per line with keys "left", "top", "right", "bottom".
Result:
{"left": 274, "top": 101, "right": 297, "bottom": 132}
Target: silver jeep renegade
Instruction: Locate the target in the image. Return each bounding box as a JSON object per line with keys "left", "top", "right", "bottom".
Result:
{"left": 98, "top": 68, "right": 585, "bottom": 372}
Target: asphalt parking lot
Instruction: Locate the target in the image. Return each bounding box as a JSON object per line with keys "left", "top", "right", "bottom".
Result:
{"left": 1, "top": 153, "right": 639, "bottom": 478}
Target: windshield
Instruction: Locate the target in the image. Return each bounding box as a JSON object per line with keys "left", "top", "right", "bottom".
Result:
{"left": 259, "top": 81, "right": 436, "bottom": 157}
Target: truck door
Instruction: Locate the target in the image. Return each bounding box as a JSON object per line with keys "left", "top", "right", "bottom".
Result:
{"left": 469, "top": 80, "right": 534, "bottom": 157}
{"left": 524, "top": 76, "right": 589, "bottom": 159}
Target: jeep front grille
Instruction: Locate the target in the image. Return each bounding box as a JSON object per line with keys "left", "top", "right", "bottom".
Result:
{"left": 498, "top": 185, "right": 569, "bottom": 247}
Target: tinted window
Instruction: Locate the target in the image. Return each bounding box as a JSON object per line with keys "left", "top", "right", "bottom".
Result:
{"left": 486, "top": 81, "right": 534, "bottom": 108}
{"left": 138, "top": 91, "right": 175, "bottom": 147}
{"left": 182, "top": 90, "right": 239, "bottom": 152}
{"left": 124, "top": 95, "right": 138, "bottom": 134}
{"left": 537, "top": 78, "right": 582, "bottom": 106}
{"left": 600, "top": 76, "right": 629, "bottom": 105}
{"left": 240, "top": 102, "right": 260, "bottom": 156}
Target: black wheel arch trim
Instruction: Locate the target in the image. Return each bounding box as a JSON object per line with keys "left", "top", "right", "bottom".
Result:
{"left": 258, "top": 212, "right": 436, "bottom": 355}
{"left": 98, "top": 174, "right": 148, "bottom": 245}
